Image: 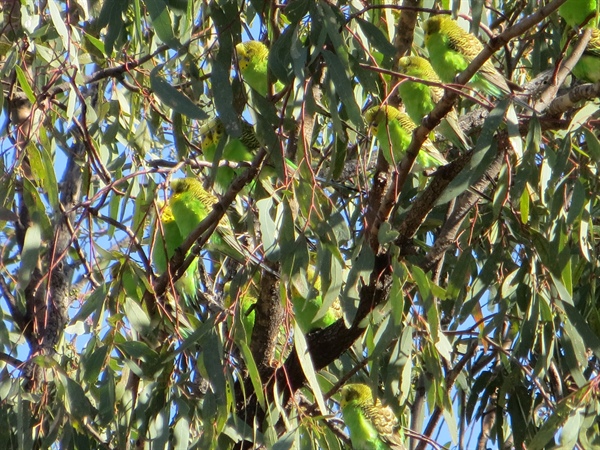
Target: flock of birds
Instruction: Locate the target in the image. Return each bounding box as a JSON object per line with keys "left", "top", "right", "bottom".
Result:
{"left": 154, "top": 1, "right": 597, "bottom": 447}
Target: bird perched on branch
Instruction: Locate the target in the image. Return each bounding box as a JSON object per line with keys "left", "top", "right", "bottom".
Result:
{"left": 201, "top": 119, "right": 259, "bottom": 193}
{"left": 340, "top": 383, "right": 406, "bottom": 450}
{"left": 423, "top": 15, "right": 518, "bottom": 97}
{"left": 558, "top": 0, "right": 598, "bottom": 28}
{"left": 169, "top": 178, "right": 248, "bottom": 262}
{"left": 563, "top": 26, "right": 600, "bottom": 83}
{"left": 397, "top": 56, "right": 469, "bottom": 150}
{"left": 365, "top": 105, "right": 447, "bottom": 170}
{"left": 152, "top": 202, "right": 199, "bottom": 304}
{"left": 235, "top": 40, "right": 284, "bottom": 96}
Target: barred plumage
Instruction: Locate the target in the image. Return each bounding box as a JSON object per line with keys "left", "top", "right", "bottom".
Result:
{"left": 424, "top": 15, "right": 515, "bottom": 97}
{"left": 365, "top": 105, "right": 447, "bottom": 170}
{"left": 340, "top": 384, "right": 405, "bottom": 450}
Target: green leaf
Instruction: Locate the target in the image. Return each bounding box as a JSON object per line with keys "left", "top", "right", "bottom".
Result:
{"left": 172, "top": 414, "right": 191, "bottom": 450}
{"left": 72, "top": 283, "right": 109, "bottom": 323}
{"left": 123, "top": 297, "right": 153, "bottom": 335}
{"left": 437, "top": 99, "right": 509, "bottom": 205}
{"left": 583, "top": 128, "right": 600, "bottom": 164}
{"left": 97, "top": 0, "right": 127, "bottom": 55}
{"left": 48, "top": 0, "right": 71, "bottom": 49}
{"left": 293, "top": 324, "right": 327, "bottom": 415}
{"left": 378, "top": 221, "right": 399, "bottom": 245}
{"left": 257, "top": 197, "right": 281, "bottom": 260}
{"left": 117, "top": 340, "right": 158, "bottom": 361}
{"left": 269, "top": 29, "right": 294, "bottom": 83}
{"left": 237, "top": 340, "right": 266, "bottom": 410}
{"left": 145, "top": 0, "right": 178, "bottom": 48}
{"left": 566, "top": 178, "right": 586, "bottom": 225}
{"left": 83, "top": 345, "right": 109, "bottom": 384}
{"left": 27, "top": 144, "right": 59, "bottom": 211}
{"left": 14, "top": 66, "right": 36, "bottom": 104}
{"left": 321, "top": 50, "right": 363, "bottom": 130}
{"left": 567, "top": 102, "right": 598, "bottom": 132}
{"left": 356, "top": 18, "right": 396, "bottom": 60}
{"left": 18, "top": 223, "right": 41, "bottom": 289}
{"left": 519, "top": 187, "right": 530, "bottom": 224}
{"left": 150, "top": 65, "right": 208, "bottom": 119}
{"left": 58, "top": 373, "right": 92, "bottom": 421}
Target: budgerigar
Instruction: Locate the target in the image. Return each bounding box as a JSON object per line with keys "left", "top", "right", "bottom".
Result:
{"left": 563, "top": 26, "right": 600, "bottom": 82}
{"left": 236, "top": 40, "right": 284, "bottom": 96}
{"left": 423, "top": 15, "right": 516, "bottom": 97}
{"left": 365, "top": 105, "right": 447, "bottom": 170}
{"left": 201, "top": 119, "right": 259, "bottom": 193}
{"left": 340, "top": 383, "right": 406, "bottom": 450}
{"left": 397, "top": 56, "right": 469, "bottom": 150}
{"left": 558, "top": 0, "right": 597, "bottom": 28}
{"left": 152, "top": 203, "right": 198, "bottom": 304}
{"left": 169, "top": 178, "right": 247, "bottom": 262}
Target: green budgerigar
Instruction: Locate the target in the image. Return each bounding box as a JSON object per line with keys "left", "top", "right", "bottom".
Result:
{"left": 169, "top": 178, "right": 248, "bottom": 262}
{"left": 563, "top": 26, "right": 600, "bottom": 82}
{"left": 340, "top": 384, "right": 406, "bottom": 450}
{"left": 558, "top": 0, "right": 597, "bottom": 28}
{"left": 365, "top": 105, "right": 447, "bottom": 170}
{"left": 423, "top": 15, "right": 515, "bottom": 97}
{"left": 152, "top": 203, "right": 198, "bottom": 303}
{"left": 236, "top": 40, "right": 284, "bottom": 97}
{"left": 397, "top": 56, "right": 469, "bottom": 150}
{"left": 201, "top": 119, "right": 259, "bottom": 193}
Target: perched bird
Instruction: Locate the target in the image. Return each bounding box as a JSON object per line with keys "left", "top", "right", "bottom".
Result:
{"left": 168, "top": 178, "right": 247, "bottom": 262}
{"left": 397, "top": 56, "right": 469, "bottom": 150}
{"left": 236, "top": 40, "right": 284, "bottom": 96}
{"left": 563, "top": 26, "right": 600, "bottom": 83}
{"left": 152, "top": 203, "right": 199, "bottom": 303}
{"left": 365, "top": 105, "right": 447, "bottom": 170}
{"left": 340, "top": 383, "right": 406, "bottom": 450}
{"left": 423, "top": 15, "right": 516, "bottom": 97}
{"left": 290, "top": 266, "right": 342, "bottom": 333}
{"left": 201, "top": 119, "right": 259, "bottom": 193}
{"left": 558, "top": 0, "right": 597, "bottom": 28}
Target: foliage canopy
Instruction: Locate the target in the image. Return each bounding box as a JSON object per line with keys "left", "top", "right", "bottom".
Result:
{"left": 1, "top": 0, "right": 600, "bottom": 449}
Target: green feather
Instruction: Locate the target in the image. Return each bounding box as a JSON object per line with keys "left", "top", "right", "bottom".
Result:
{"left": 365, "top": 105, "right": 447, "bottom": 170}
{"left": 340, "top": 384, "right": 405, "bottom": 450}
{"left": 168, "top": 178, "right": 246, "bottom": 262}
{"left": 236, "top": 40, "right": 284, "bottom": 96}
{"left": 423, "top": 15, "right": 514, "bottom": 97}
{"left": 398, "top": 56, "right": 469, "bottom": 150}
{"left": 153, "top": 203, "right": 198, "bottom": 304}
{"left": 563, "top": 26, "right": 600, "bottom": 82}
{"left": 559, "top": 0, "right": 598, "bottom": 28}
{"left": 201, "top": 119, "right": 259, "bottom": 193}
